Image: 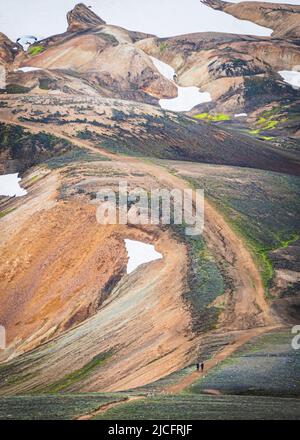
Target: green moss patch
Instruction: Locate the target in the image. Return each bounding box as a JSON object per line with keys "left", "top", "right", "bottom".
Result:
{"left": 172, "top": 224, "right": 224, "bottom": 334}
{"left": 0, "top": 122, "right": 74, "bottom": 173}
{"left": 0, "top": 208, "right": 16, "bottom": 218}
{"left": 193, "top": 113, "right": 231, "bottom": 122}
{"left": 28, "top": 45, "right": 44, "bottom": 56}
{"left": 4, "top": 84, "right": 31, "bottom": 94}
{"left": 182, "top": 168, "right": 300, "bottom": 294}
{"left": 41, "top": 350, "right": 114, "bottom": 393}
{"left": 159, "top": 41, "right": 168, "bottom": 53}
{"left": 248, "top": 109, "right": 288, "bottom": 138}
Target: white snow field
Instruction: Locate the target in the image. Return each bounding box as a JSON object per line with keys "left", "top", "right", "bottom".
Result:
{"left": 150, "top": 56, "right": 211, "bottom": 112}
{"left": 125, "top": 239, "right": 163, "bottom": 274}
{"left": 16, "top": 67, "right": 43, "bottom": 73}
{"left": 16, "top": 35, "right": 38, "bottom": 51}
{"left": 278, "top": 71, "right": 300, "bottom": 89}
{"left": 0, "top": 174, "right": 27, "bottom": 197}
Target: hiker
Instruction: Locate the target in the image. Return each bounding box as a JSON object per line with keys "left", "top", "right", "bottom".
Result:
{"left": 201, "top": 362, "right": 204, "bottom": 372}
{"left": 173, "top": 73, "right": 178, "bottom": 83}
{"left": 196, "top": 362, "right": 200, "bottom": 372}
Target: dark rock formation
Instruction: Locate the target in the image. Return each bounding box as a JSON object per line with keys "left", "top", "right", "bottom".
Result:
{"left": 67, "top": 3, "right": 106, "bottom": 32}
{"left": 0, "top": 32, "right": 21, "bottom": 65}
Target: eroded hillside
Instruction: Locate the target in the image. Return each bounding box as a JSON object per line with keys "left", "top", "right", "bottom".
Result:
{"left": 0, "top": 1, "right": 299, "bottom": 413}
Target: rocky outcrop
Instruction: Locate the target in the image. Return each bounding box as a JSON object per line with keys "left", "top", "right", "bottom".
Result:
{"left": 3, "top": 94, "right": 300, "bottom": 176}
{"left": 3, "top": 2, "right": 300, "bottom": 114}
{"left": 0, "top": 123, "right": 74, "bottom": 174}
{"left": 201, "top": 0, "right": 300, "bottom": 39}
{"left": 0, "top": 32, "right": 21, "bottom": 66}
{"left": 14, "top": 33, "right": 176, "bottom": 102}
{"left": 67, "top": 3, "right": 106, "bottom": 32}
{"left": 0, "top": 33, "right": 26, "bottom": 91}
{"left": 137, "top": 32, "right": 300, "bottom": 113}
{"left": 9, "top": 4, "right": 173, "bottom": 103}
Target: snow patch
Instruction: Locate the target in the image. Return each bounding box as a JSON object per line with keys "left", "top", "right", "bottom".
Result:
{"left": 278, "top": 70, "right": 300, "bottom": 89}
{"left": 17, "top": 35, "right": 38, "bottom": 52}
{"left": 150, "top": 56, "right": 211, "bottom": 112}
{"left": 0, "top": 173, "right": 27, "bottom": 197}
{"left": 16, "top": 67, "right": 43, "bottom": 73}
{"left": 150, "top": 57, "right": 175, "bottom": 81}
{"left": 234, "top": 113, "right": 248, "bottom": 118}
{"left": 125, "top": 239, "right": 163, "bottom": 274}
{"left": 160, "top": 87, "right": 211, "bottom": 113}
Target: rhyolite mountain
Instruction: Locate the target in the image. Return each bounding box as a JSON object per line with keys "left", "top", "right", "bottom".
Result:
{"left": 202, "top": 0, "right": 300, "bottom": 38}
{"left": 1, "top": 2, "right": 299, "bottom": 119}
{"left": 0, "top": 1, "right": 299, "bottom": 416}
{"left": 67, "top": 2, "right": 107, "bottom": 32}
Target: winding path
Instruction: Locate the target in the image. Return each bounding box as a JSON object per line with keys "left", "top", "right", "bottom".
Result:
{"left": 0, "top": 116, "right": 273, "bottom": 328}
{"left": 0, "top": 116, "right": 281, "bottom": 396}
